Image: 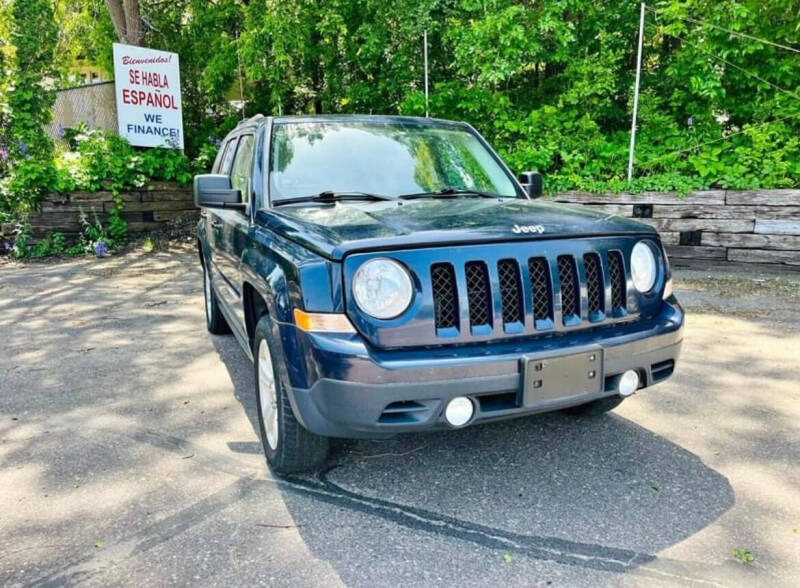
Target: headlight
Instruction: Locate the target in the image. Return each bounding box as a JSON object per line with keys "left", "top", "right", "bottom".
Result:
{"left": 631, "top": 241, "right": 657, "bottom": 292}
{"left": 352, "top": 258, "right": 413, "bottom": 319}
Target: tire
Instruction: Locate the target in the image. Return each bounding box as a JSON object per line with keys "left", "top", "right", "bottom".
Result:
{"left": 253, "top": 316, "right": 330, "bottom": 474}
{"left": 203, "top": 262, "right": 230, "bottom": 335}
{"left": 563, "top": 395, "right": 624, "bottom": 417}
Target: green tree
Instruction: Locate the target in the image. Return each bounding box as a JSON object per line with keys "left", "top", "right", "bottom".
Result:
{"left": 0, "top": 0, "right": 59, "bottom": 212}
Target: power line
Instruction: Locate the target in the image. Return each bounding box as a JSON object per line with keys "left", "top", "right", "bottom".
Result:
{"left": 661, "top": 30, "right": 800, "bottom": 102}
{"left": 639, "top": 111, "right": 800, "bottom": 166}
{"left": 645, "top": 6, "right": 800, "bottom": 55}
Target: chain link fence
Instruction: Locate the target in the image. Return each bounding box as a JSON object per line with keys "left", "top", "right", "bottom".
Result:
{"left": 45, "top": 81, "right": 117, "bottom": 139}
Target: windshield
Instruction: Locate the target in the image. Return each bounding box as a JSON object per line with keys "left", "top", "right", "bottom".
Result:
{"left": 268, "top": 121, "right": 520, "bottom": 201}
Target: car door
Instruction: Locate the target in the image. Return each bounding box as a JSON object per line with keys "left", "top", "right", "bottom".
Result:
{"left": 216, "top": 133, "right": 256, "bottom": 330}
{"left": 206, "top": 137, "right": 237, "bottom": 295}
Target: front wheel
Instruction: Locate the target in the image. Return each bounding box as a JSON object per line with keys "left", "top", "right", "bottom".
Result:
{"left": 563, "top": 395, "right": 624, "bottom": 417}
{"left": 253, "top": 316, "right": 329, "bottom": 474}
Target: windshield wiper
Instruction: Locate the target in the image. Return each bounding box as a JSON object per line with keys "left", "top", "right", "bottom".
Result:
{"left": 397, "top": 187, "right": 502, "bottom": 200}
{"left": 273, "top": 191, "right": 393, "bottom": 206}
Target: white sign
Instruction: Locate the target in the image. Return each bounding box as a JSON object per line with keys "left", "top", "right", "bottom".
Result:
{"left": 113, "top": 43, "right": 184, "bottom": 149}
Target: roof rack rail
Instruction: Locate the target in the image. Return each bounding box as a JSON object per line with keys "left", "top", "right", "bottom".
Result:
{"left": 236, "top": 114, "right": 265, "bottom": 127}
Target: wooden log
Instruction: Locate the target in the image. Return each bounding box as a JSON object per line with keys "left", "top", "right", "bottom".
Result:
{"left": 670, "top": 256, "right": 800, "bottom": 272}
{"left": 649, "top": 204, "right": 800, "bottom": 220}
{"left": 561, "top": 203, "right": 634, "bottom": 217}
{"left": 126, "top": 221, "right": 165, "bottom": 233}
{"left": 639, "top": 218, "right": 754, "bottom": 233}
{"left": 702, "top": 232, "right": 800, "bottom": 250}
{"left": 153, "top": 210, "right": 200, "bottom": 222}
{"left": 553, "top": 190, "right": 725, "bottom": 205}
{"left": 754, "top": 220, "right": 800, "bottom": 235}
{"left": 119, "top": 211, "right": 146, "bottom": 223}
{"left": 658, "top": 231, "right": 679, "bottom": 245}
{"left": 665, "top": 245, "right": 726, "bottom": 259}
{"left": 29, "top": 211, "right": 100, "bottom": 226}
{"left": 41, "top": 201, "right": 107, "bottom": 213}
{"left": 140, "top": 190, "right": 194, "bottom": 202}
{"left": 144, "top": 181, "right": 186, "bottom": 192}
{"left": 728, "top": 248, "right": 800, "bottom": 265}
{"left": 105, "top": 199, "right": 198, "bottom": 213}
{"left": 725, "top": 190, "right": 800, "bottom": 206}
{"left": 69, "top": 190, "right": 109, "bottom": 202}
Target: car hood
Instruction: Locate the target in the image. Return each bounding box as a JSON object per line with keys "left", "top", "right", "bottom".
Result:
{"left": 256, "top": 197, "right": 656, "bottom": 260}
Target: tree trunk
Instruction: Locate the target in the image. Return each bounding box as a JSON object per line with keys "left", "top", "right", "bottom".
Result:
{"left": 105, "top": 0, "right": 127, "bottom": 42}
{"left": 104, "top": 0, "right": 143, "bottom": 45}
{"left": 123, "top": 0, "right": 143, "bottom": 46}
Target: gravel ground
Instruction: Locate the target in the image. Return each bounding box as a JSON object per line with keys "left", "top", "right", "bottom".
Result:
{"left": 0, "top": 246, "right": 798, "bottom": 587}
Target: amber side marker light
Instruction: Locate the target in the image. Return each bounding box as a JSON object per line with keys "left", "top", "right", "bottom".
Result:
{"left": 293, "top": 308, "right": 356, "bottom": 333}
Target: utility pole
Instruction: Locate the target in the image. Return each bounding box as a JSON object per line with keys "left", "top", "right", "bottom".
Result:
{"left": 424, "top": 30, "right": 429, "bottom": 118}
{"left": 627, "top": 2, "right": 646, "bottom": 183}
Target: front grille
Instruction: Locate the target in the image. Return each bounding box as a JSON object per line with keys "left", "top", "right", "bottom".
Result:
{"left": 608, "top": 251, "right": 626, "bottom": 311}
{"left": 431, "top": 263, "right": 458, "bottom": 329}
{"left": 583, "top": 253, "right": 603, "bottom": 314}
{"left": 498, "top": 259, "right": 523, "bottom": 324}
{"left": 428, "top": 246, "right": 631, "bottom": 335}
{"left": 557, "top": 255, "right": 580, "bottom": 320}
{"left": 529, "top": 257, "right": 552, "bottom": 322}
{"left": 465, "top": 261, "right": 492, "bottom": 327}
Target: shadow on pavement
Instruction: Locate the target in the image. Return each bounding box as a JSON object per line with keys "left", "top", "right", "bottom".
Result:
{"left": 215, "top": 332, "right": 735, "bottom": 583}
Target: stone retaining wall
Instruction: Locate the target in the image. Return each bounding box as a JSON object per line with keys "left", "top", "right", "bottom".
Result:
{"left": 28, "top": 181, "right": 196, "bottom": 242}
{"left": 552, "top": 190, "right": 800, "bottom": 269}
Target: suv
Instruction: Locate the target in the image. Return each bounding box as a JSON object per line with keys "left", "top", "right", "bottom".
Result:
{"left": 196, "top": 115, "right": 683, "bottom": 473}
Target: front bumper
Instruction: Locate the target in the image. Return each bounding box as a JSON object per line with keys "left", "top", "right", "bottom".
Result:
{"left": 282, "top": 298, "right": 684, "bottom": 438}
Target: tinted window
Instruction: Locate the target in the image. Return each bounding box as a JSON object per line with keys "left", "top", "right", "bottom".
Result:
{"left": 218, "top": 138, "right": 238, "bottom": 175}
{"left": 230, "top": 135, "right": 255, "bottom": 204}
{"left": 269, "top": 121, "right": 518, "bottom": 201}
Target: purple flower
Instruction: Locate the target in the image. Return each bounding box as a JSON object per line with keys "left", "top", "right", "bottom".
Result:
{"left": 1, "top": 241, "right": 10, "bottom": 252}
{"left": 58, "top": 124, "right": 65, "bottom": 138}
{"left": 18, "top": 140, "right": 27, "bottom": 154}
{"left": 0, "top": 146, "right": 8, "bottom": 161}
{"left": 94, "top": 241, "right": 108, "bottom": 257}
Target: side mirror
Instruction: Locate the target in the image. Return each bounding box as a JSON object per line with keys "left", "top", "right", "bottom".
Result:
{"left": 518, "top": 171, "right": 543, "bottom": 199}
{"left": 194, "top": 174, "right": 245, "bottom": 210}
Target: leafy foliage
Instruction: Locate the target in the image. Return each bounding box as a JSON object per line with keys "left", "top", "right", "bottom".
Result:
{"left": 54, "top": 125, "right": 194, "bottom": 193}
{"left": 4, "top": 0, "right": 800, "bottom": 213}
{"left": 0, "top": 0, "right": 59, "bottom": 212}
{"left": 233, "top": 0, "right": 800, "bottom": 193}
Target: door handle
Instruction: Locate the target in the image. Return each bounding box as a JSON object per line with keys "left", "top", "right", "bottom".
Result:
{"left": 211, "top": 220, "right": 223, "bottom": 229}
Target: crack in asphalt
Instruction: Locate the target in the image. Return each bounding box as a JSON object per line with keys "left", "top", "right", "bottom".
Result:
{"left": 280, "top": 467, "right": 729, "bottom": 587}
{"left": 16, "top": 423, "right": 732, "bottom": 587}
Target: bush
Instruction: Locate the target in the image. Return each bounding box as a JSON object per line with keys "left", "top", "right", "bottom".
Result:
{"left": 4, "top": 126, "right": 200, "bottom": 258}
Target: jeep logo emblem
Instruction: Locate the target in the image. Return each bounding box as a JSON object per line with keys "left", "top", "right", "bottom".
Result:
{"left": 512, "top": 224, "right": 545, "bottom": 234}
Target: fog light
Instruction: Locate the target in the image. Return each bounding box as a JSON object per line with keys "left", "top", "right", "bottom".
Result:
{"left": 444, "top": 396, "right": 474, "bottom": 427}
{"left": 618, "top": 370, "right": 640, "bottom": 397}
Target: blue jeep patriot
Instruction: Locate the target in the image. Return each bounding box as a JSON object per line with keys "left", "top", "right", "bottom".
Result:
{"left": 196, "top": 114, "right": 684, "bottom": 473}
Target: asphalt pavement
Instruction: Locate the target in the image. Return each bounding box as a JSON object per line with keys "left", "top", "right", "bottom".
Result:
{"left": 1, "top": 246, "right": 798, "bottom": 587}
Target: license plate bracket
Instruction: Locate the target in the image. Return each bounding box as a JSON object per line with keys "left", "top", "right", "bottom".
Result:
{"left": 522, "top": 345, "right": 604, "bottom": 407}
